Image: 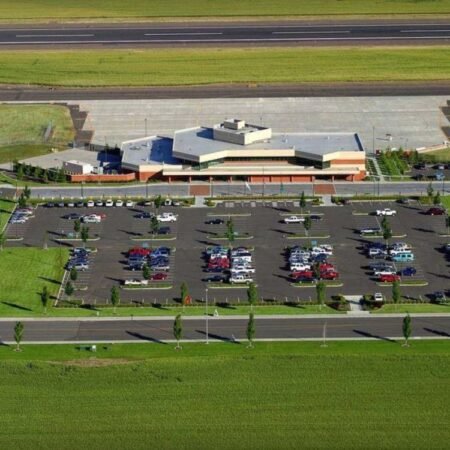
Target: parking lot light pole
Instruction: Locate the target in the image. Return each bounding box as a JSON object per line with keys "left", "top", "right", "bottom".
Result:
{"left": 205, "top": 288, "right": 209, "bottom": 345}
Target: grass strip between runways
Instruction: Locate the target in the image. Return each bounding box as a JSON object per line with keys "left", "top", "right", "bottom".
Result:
{"left": 1, "top": 47, "right": 450, "bottom": 87}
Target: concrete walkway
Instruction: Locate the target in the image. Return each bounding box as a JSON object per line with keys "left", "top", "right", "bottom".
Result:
{"left": 321, "top": 194, "right": 334, "bottom": 206}
{"left": 193, "top": 196, "right": 206, "bottom": 208}
{"left": 345, "top": 295, "right": 370, "bottom": 315}
{"left": 369, "top": 157, "right": 385, "bottom": 182}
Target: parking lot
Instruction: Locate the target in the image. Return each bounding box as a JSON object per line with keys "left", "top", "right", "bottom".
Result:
{"left": 5, "top": 199, "right": 450, "bottom": 305}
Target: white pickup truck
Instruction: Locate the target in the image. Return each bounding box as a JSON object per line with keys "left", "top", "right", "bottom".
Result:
{"left": 229, "top": 274, "right": 253, "bottom": 284}
{"left": 376, "top": 208, "right": 397, "bottom": 216}
{"left": 284, "top": 216, "right": 305, "bottom": 224}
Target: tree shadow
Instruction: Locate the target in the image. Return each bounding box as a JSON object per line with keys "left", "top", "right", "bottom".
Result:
{"left": 126, "top": 330, "right": 167, "bottom": 344}
{"left": 38, "top": 276, "right": 61, "bottom": 285}
{"left": 353, "top": 329, "right": 396, "bottom": 343}
{"left": 196, "top": 329, "right": 240, "bottom": 344}
{"left": 424, "top": 327, "right": 450, "bottom": 338}
{"left": 1, "top": 301, "right": 32, "bottom": 311}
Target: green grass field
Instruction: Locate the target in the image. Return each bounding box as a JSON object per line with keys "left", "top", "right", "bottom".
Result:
{"left": 1, "top": 47, "right": 450, "bottom": 87}
{"left": 0, "top": 341, "right": 448, "bottom": 449}
{"left": 0, "top": 199, "right": 15, "bottom": 232}
{"left": 1, "top": 0, "right": 450, "bottom": 21}
{"left": 0, "top": 104, "right": 75, "bottom": 149}
{"left": 0, "top": 144, "right": 56, "bottom": 164}
{"left": 0, "top": 248, "right": 68, "bottom": 315}
{"left": 423, "top": 148, "right": 450, "bottom": 161}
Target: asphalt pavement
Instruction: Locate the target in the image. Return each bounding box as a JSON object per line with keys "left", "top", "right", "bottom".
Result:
{"left": 0, "top": 316, "right": 448, "bottom": 343}
{"left": 1, "top": 21, "right": 450, "bottom": 47}
{"left": 0, "top": 180, "right": 447, "bottom": 199}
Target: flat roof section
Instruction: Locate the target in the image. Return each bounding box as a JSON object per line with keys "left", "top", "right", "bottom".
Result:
{"left": 121, "top": 136, "right": 181, "bottom": 168}
{"left": 173, "top": 126, "right": 363, "bottom": 162}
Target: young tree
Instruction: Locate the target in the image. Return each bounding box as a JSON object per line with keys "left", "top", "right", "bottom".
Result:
{"left": 402, "top": 313, "right": 412, "bottom": 347}
{"left": 23, "top": 185, "right": 31, "bottom": 200}
{"left": 150, "top": 216, "right": 159, "bottom": 236}
{"left": 73, "top": 219, "right": 81, "bottom": 237}
{"left": 14, "top": 321, "right": 24, "bottom": 352}
{"left": 154, "top": 194, "right": 163, "bottom": 209}
{"left": 299, "top": 191, "right": 307, "bottom": 213}
{"left": 173, "top": 314, "right": 183, "bottom": 350}
{"left": 392, "top": 280, "right": 401, "bottom": 309}
{"left": 42, "top": 170, "right": 49, "bottom": 184}
{"left": 18, "top": 193, "right": 27, "bottom": 208}
{"left": 16, "top": 164, "right": 24, "bottom": 180}
{"left": 142, "top": 263, "right": 150, "bottom": 280}
{"left": 383, "top": 224, "right": 393, "bottom": 248}
{"left": 303, "top": 216, "right": 312, "bottom": 237}
{"left": 80, "top": 226, "right": 89, "bottom": 247}
{"left": 70, "top": 266, "right": 78, "bottom": 282}
{"left": 316, "top": 281, "right": 326, "bottom": 308}
{"left": 226, "top": 217, "right": 235, "bottom": 246}
{"left": 427, "top": 182, "right": 434, "bottom": 203}
{"left": 433, "top": 191, "right": 441, "bottom": 206}
{"left": 247, "top": 282, "right": 258, "bottom": 311}
{"left": 65, "top": 281, "right": 74, "bottom": 297}
{"left": 246, "top": 312, "right": 256, "bottom": 348}
{"left": 0, "top": 231, "right": 6, "bottom": 251}
{"left": 110, "top": 286, "right": 120, "bottom": 314}
{"left": 312, "top": 262, "right": 321, "bottom": 281}
{"left": 41, "top": 285, "right": 50, "bottom": 313}
{"left": 180, "top": 281, "right": 189, "bottom": 306}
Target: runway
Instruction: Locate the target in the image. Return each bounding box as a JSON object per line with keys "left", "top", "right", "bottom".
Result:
{"left": 1, "top": 21, "right": 450, "bottom": 47}
{"left": 0, "top": 316, "right": 448, "bottom": 344}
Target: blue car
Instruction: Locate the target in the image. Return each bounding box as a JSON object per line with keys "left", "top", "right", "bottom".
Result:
{"left": 400, "top": 266, "right": 417, "bottom": 276}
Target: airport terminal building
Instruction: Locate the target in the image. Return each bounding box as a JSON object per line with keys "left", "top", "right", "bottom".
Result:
{"left": 120, "top": 118, "right": 366, "bottom": 183}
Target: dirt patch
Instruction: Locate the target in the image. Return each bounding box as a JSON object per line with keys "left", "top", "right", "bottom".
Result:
{"left": 55, "top": 358, "right": 137, "bottom": 367}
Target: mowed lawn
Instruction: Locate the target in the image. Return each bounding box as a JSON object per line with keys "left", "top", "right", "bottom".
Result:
{"left": 1, "top": 0, "right": 450, "bottom": 21}
{"left": 1, "top": 47, "right": 450, "bottom": 87}
{"left": 0, "top": 341, "right": 449, "bottom": 449}
{"left": 0, "top": 248, "right": 68, "bottom": 315}
{"left": 0, "top": 104, "right": 75, "bottom": 148}
{"left": 0, "top": 199, "right": 15, "bottom": 232}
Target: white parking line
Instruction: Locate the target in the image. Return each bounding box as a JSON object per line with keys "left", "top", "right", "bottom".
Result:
{"left": 15, "top": 34, "right": 95, "bottom": 38}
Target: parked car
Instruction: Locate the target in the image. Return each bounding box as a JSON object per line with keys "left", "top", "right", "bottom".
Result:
{"left": 390, "top": 253, "right": 414, "bottom": 262}
{"left": 128, "top": 247, "right": 151, "bottom": 257}
{"left": 203, "top": 275, "right": 226, "bottom": 283}
{"left": 82, "top": 214, "right": 101, "bottom": 223}
{"left": 425, "top": 207, "right": 445, "bottom": 216}
{"left": 414, "top": 163, "right": 426, "bottom": 170}
{"left": 373, "top": 293, "right": 384, "bottom": 302}
{"left": 105, "top": 199, "right": 114, "bottom": 207}
{"left": 115, "top": 199, "right": 123, "bottom": 207}
{"left": 434, "top": 172, "right": 445, "bottom": 181}
{"left": 379, "top": 274, "right": 401, "bottom": 283}
{"left": 63, "top": 213, "right": 82, "bottom": 220}
{"left": 86, "top": 200, "right": 95, "bottom": 207}
{"left": 205, "top": 218, "right": 224, "bottom": 225}
{"left": 284, "top": 215, "right": 304, "bottom": 224}
{"left": 158, "top": 226, "right": 171, "bottom": 235}
{"left": 320, "top": 270, "right": 339, "bottom": 280}
{"left": 376, "top": 208, "right": 397, "bottom": 216}
{"left": 136, "top": 212, "right": 153, "bottom": 219}
{"left": 399, "top": 266, "right": 417, "bottom": 276}
{"left": 309, "top": 214, "right": 323, "bottom": 221}
{"left": 230, "top": 274, "right": 252, "bottom": 284}
{"left": 157, "top": 212, "right": 177, "bottom": 222}
{"left": 150, "top": 272, "right": 168, "bottom": 281}
{"left": 125, "top": 200, "right": 134, "bottom": 207}
{"left": 360, "top": 227, "right": 381, "bottom": 236}
{"left": 95, "top": 200, "right": 104, "bottom": 207}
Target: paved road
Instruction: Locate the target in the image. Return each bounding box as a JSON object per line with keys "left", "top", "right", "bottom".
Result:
{"left": 0, "top": 180, "right": 447, "bottom": 200}
{"left": 2, "top": 82, "right": 450, "bottom": 101}
{"left": 0, "top": 316, "right": 448, "bottom": 343}
{"left": 2, "top": 21, "right": 450, "bottom": 47}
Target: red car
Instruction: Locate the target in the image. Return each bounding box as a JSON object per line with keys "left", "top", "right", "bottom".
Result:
{"left": 320, "top": 270, "right": 339, "bottom": 280}
{"left": 319, "top": 263, "right": 335, "bottom": 272}
{"left": 291, "top": 270, "right": 314, "bottom": 280}
{"left": 208, "top": 259, "right": 230, "bottom": 269}
{"left": 425, "top": 207, "right": 445, "bottom": 216}
{"left": 379, "top": 274, "right": 401, "bottom": 283}
{"left": 128, "top": 247, "right": 151, "bottom": 257}
{"left": 150, "top": 272, "right": 168, "bottom": 281}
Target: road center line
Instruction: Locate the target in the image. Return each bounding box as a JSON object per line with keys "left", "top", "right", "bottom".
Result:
{"left": 272, "top": 31, "right": 351, "bottom": 35}
{"left": 144, "top": 32, "right": 223, "bottom": 36}
{"left": 15, "top": 34, "right": 95, "bottom": 38}
{"left": 401, "top": 29, "right": 450, "bottom": 33}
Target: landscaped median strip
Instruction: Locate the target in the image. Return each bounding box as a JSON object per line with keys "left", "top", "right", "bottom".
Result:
{"left": 376, "top": 280, "right": 429, "bottom": 287}
{"left": 291, "top": 281, "right": 343, "bottom": 288}
{"left": 286, "top": 234, "right": 331, "bottom": 239}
